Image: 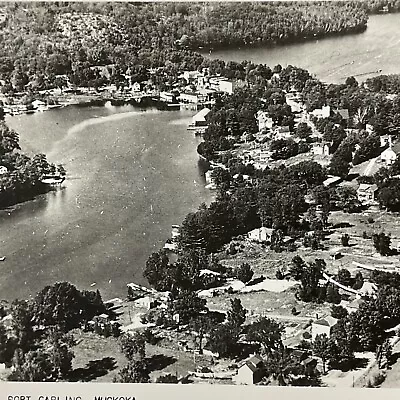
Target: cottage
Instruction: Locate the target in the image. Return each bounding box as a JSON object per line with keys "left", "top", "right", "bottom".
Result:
{"left": 159, "top": 91, "right": 177, "bottom": 103}
{"left": 313, "top": 142, "right": 331, "bottom": 157}
{"left": 311, "top": 316, "right": 338, "bottom": 341}
{"left": 182, "top": 70, "right": 203, "bottom": 83}
{"left": 218, "top": 79, "right": 237, "bottom": 95}
{"left": 235, "top": 355, "right": 265, "bottom": 385}
{"left": 247, "top": 227, "right": 273, "bottom": 242}
{"left": 134, "top": 295, "right": 157, "bottom": 310}
{"left": 256, "top": 111, "right": 274, "bottom": 132}
{"left": 178, "top": 91, "right": 207, "bottom": 104}
{"left": 285, "top": 92, "right": 304, "bottom": 113}
{"left": 334, "top": 108, "right": 350, "bottom": 121}
{"left": 356, "top": 183, "right": 378, "bottom": 205}
{"left": 323, "top": 176, "right": 341, "bottom": 187}
{"left": 346, "top": 298, "right": 364, "bottom": 313}
{"left": 311, "top": 105, "right": 331, "bottom": 119}
{"left": 380, "top": 143, "right": 400, "bottom": 165}
{"left": 348, "top": 157, "right": 380, "bottom": 178}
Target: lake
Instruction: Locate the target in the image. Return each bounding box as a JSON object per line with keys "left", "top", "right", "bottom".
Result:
{"left": 206, "top": 13, "right": 400, "bottom": 84}
{"left": 1, "top": 12, "right": 399, "bottom": 302}
{"left": 1, "top": 106, "right": 214, "bottom": 301}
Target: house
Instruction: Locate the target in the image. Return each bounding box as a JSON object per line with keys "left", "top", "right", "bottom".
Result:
{"left": 182, "top": 70, "right": 203, "bottom": 83}
{"left": 199, "top": 269, "right": 221, "bottom": 277}
{"left": 218, "top": 79, "right": 237, "bottom": 95}
{"left": 313, "top": 142, "right": 331, "bottom": 156}
{"left": 348, "top": 157, "right": 380, "bottom": 178}
{"left": 32, "top": 99, "right": 47, "bottom": 110}
{"left": 134, "top": 295, "right": 158, "bottom": 310}
{"left": 346, "top": 298, "right": 364, "bottom": 313}
{"left": 272, "top": 125, "right": 291, "bottom": 140}
{"left": 366, "top": 124, "right": 375, "bottom": 134}
{"left": 131, "top": 82, "right": 142, "bottom": 92}
{"left": 178, "top": 91, "right": 207, "bottom": 104}
{"left": 204, "top": 170, "right": 217, "bottom": 190}
{"left": 190, "top": 108, "right": 210, "bottom": 127}
{"left": 380, "top": 142, "right": 400, "bottom": 165}
{"left": 171, "top": 225, "right": 180, "bottom": 240}
{"left": 235, "top": 355, "right": 265, "bottom": 385}
{"left": 285, "top": 92, "right": 304, "bottom": 113}
{"left": 159, "top": 91, "right": 177, "bottom": 103}
{"left": 356, "top": 183, "right": 378, "bottom": 205}
{"left": 380, "top": 134, "right": 392, "bottom": 147}
{"left": 247, "top": 227, "right": 273, "bottom": 242}
{"left": 256, "top": 110, "right": 274, "bottom": 132}
{"left": 0, "top": 166, "right": 7, "bottom": 175}
{"left": 311, "top": 316, "right": 338, "bottom": 341}
{"left": 359, "top": 281, "right": 378, "bottom": 298}
{"left": 311, "top": 105, "right": 331, "bottom": 119}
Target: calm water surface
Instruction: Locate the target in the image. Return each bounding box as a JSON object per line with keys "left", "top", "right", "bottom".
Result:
{"left": 1, "top": 106, "right": 213, "bottom": 301}
{"left": 1, "top": 13, "right": 400, "bottom": 301}
{"left": 207, "top": 14, "right": 400, "bottom": 83}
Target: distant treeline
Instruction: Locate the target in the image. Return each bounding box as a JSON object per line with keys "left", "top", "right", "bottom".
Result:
{"left": 0, "top": 2, "right": 371, "bottom": 92}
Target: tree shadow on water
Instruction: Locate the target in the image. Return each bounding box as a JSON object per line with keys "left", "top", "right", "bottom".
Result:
{"left": 146, "top": 354, "right": 177, "bottom": 372}
{"left": 68, "top": 357, "right": 117, "bottom": 382}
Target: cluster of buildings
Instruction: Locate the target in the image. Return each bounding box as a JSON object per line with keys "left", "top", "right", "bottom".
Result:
{"left": 159, "top": 69, "right": 241, "bottom": 111}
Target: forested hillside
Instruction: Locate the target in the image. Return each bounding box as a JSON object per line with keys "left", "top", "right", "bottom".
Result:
{"left": 0, "top": 2, "right": 369, "bottom": 91}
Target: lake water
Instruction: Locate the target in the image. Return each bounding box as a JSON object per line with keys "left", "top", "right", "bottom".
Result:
{"left": 1, "top": 106, "right": 214, "bottom": 301}
{"left": 206, "top": 14, "right": 400, "bottom": 84}
{"left": 1, "top": 13, "right": 399, "bottom": 302}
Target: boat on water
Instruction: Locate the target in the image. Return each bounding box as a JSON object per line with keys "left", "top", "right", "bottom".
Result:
{"left": 0, "top": 256, "right": 6, "bottom": 262}
{"left": 40, "top": 175, "right": 65, "bottom": 185}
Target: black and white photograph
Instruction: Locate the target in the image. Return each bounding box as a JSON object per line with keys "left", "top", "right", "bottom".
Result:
{"left": 0, "top": 0, "right": 400, "bottom": 392}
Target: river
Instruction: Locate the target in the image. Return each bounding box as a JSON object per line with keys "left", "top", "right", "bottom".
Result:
{"left": 1, "top": 13, "right": 399, "bottom": 302}
{"left": 1, "top": 106, "right": 214, "bottom": 301}
{"left": 206, "top": 13, "right": 400, "bottom": 84}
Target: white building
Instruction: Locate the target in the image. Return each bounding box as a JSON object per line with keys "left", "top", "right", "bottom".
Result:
{"left": 256, "top": 110, "right": 274, "bottom": 132}
{"left": 234, "top": 355, "right": 264, "bottom": 385}
{"left": 380, "top": 145, "right": 399, "bottom": 165}
{"left": 178, "top": 91, "right": 207, "bottom": 104}
{"left": 159, "top": 91, "right": 176, "bottom": 103}
{"left": 311, "top": 316, "right": 338, "bottom": 341}
{"left": 311, "top": 105, "right": 331, "bottom": 119}
{"left": 357, "top": 183, "right": 378, "bottom": 205}
{"left": 247, "top": 227, "right": 273, "bottom": 242}
{"left": 190, "top": 107, "right": 210, "bottom": 127}
{"left": 312, "top": 142, "right": 330, "bottom": 156}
